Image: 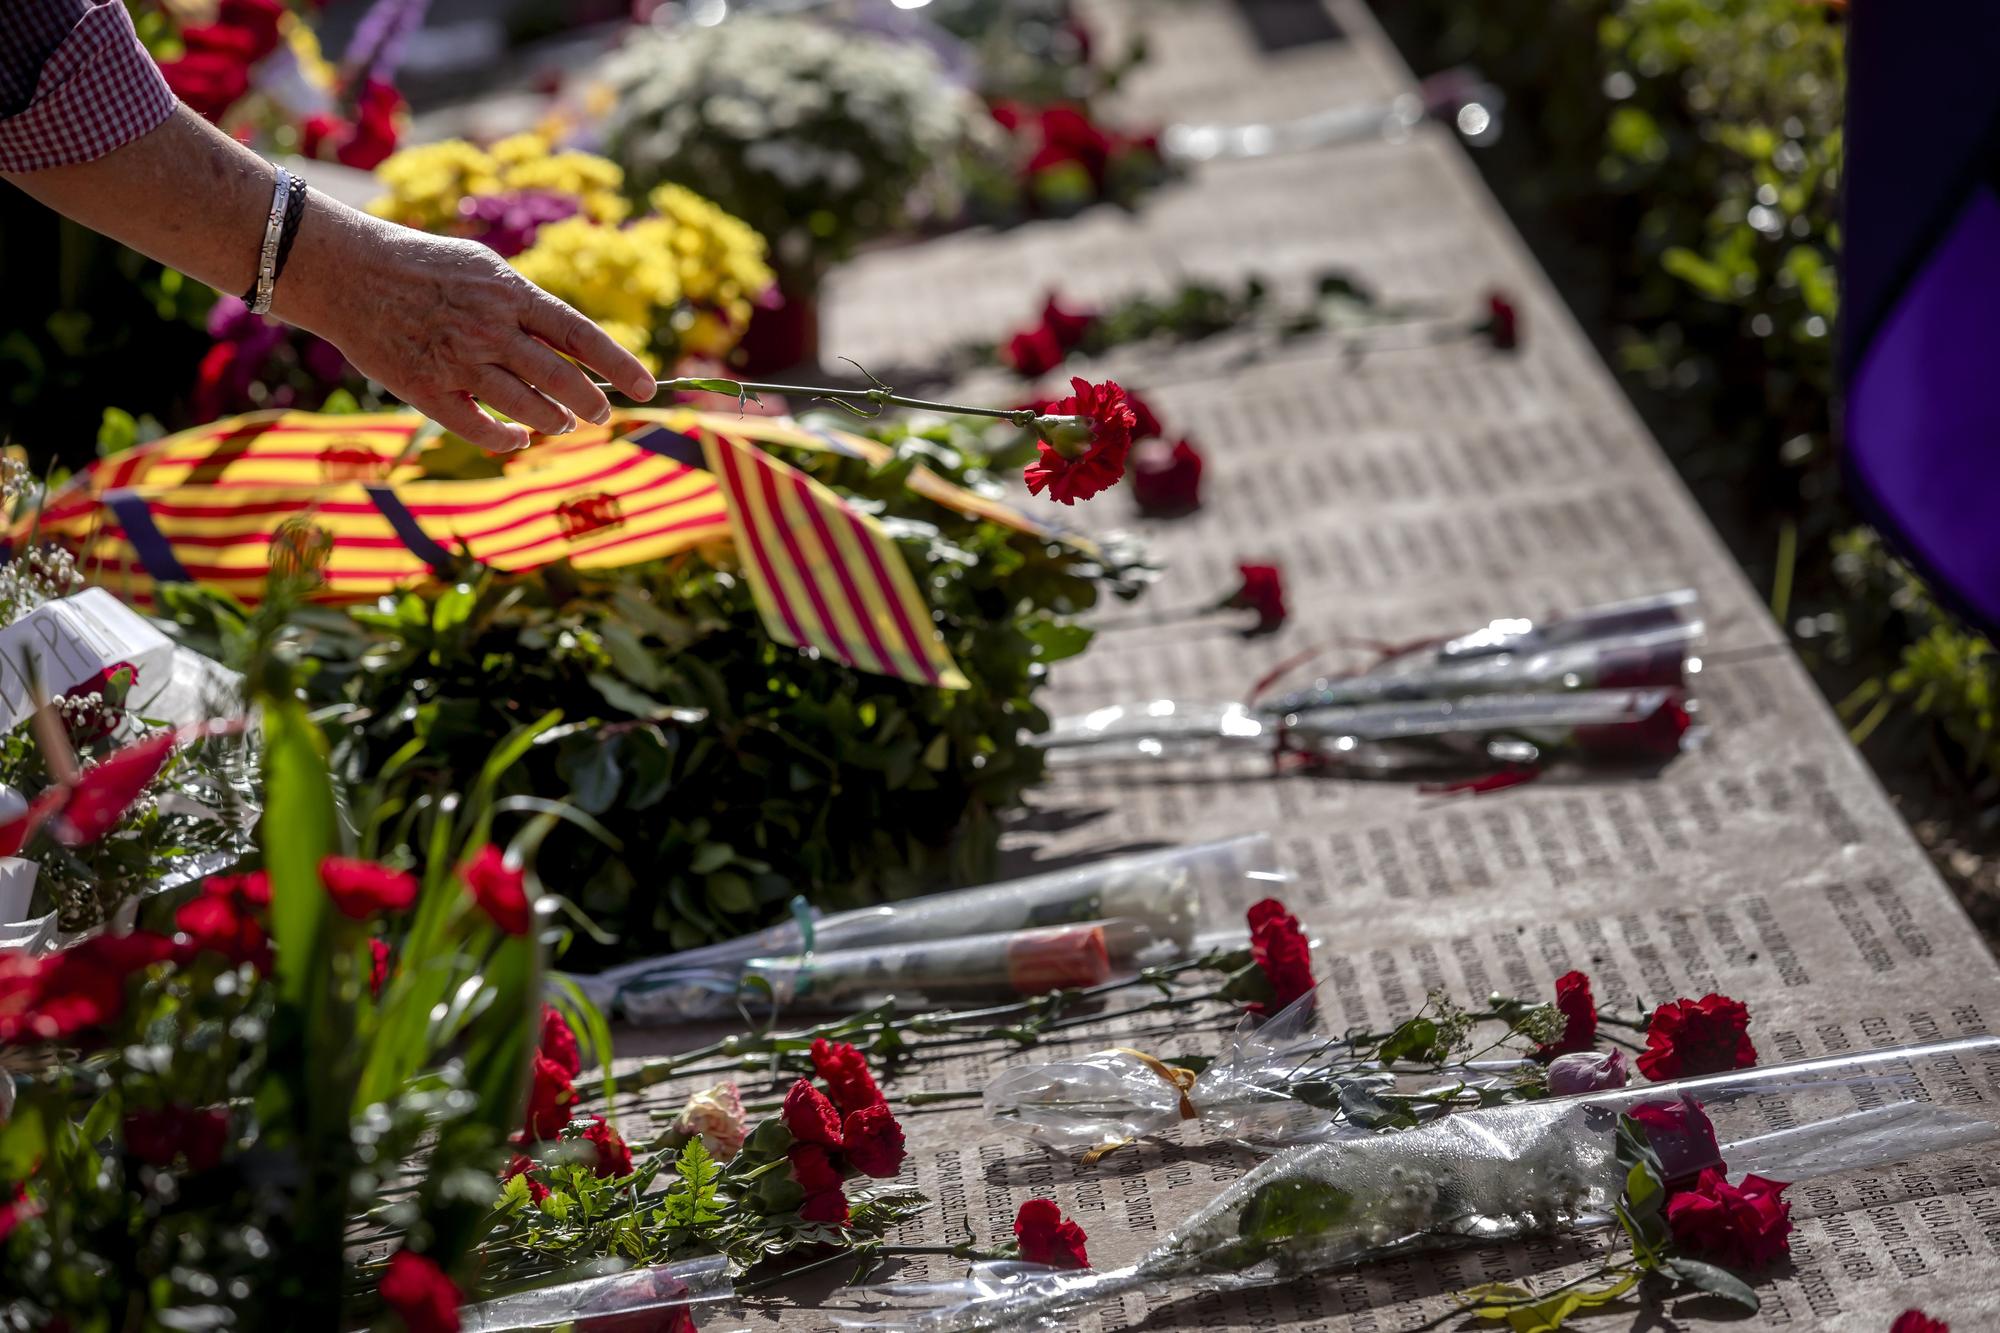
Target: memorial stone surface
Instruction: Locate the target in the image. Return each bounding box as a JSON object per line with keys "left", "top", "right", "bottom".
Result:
{"left": 614, "top": 1, "right": 2000, "bottom": 1326}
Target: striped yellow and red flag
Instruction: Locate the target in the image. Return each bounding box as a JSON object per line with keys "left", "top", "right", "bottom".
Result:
{"left": 12, "top": 408, "right": 1047, "bottom": 690}
{"left": 700, "top": 427, "right": 969, "bottom": 690}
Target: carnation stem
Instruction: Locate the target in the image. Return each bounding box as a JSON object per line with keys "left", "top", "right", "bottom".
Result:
{"left": 595, "top": 376, "right": 1088, "bottom": 433}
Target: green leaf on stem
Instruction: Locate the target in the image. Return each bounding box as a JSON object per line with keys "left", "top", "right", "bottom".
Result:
{"left": 1664, "top": 1258, "right": 1760, "bottom": 1312}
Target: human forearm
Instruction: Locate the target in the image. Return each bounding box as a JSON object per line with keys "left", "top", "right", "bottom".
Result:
{"left": 4, "top": 106, "right": 654, "bottom": 451}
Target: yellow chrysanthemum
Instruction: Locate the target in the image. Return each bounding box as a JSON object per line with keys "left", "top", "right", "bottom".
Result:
{"left": 488, "top": 132, "right": 551, "bottom": 169}
{"left": 368, "top": 140, "right": 501, "bottom": 230}
{"left": 512, "top": 217, "right": 682, "bottom": 346}
{"left": 503, "top": 152, "right": 629, "bottom": 224}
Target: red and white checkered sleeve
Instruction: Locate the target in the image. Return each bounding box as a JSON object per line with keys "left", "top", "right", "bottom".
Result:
{"left": 0, "top": 0, "right": 178, "bottom": 173}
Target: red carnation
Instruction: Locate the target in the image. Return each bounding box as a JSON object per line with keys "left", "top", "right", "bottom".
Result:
{"left": 175, "top": 872, "right": 272, "bottom": 972}
{"left": 1482, "top": 291, "right": 1521, "bottom": 351}
{"left": 57, "top": 731, "right": 177, "bottom": 846}
{"left": 464, "top": 844, "right": 532, "bottom": 935}
{"left": 781, "top": 1077, "right": 843, "bottom": 1149}
{"left": 319, "top": 856, "right": 418, "bottom": 919}
{"left": 1122, "top": 390, "right": 1164, "bottom": 443}
{"left": 0, "top": 1183, "right": 34, "bottom": 1243}
{"left": 1040, "top": 294, "right": 1096, "bottom": 349}
{"left": 809, "top": 1038, "right": 883, "bottom": 1117}
{"left": 1022, "top": 377, "right": 1138, "bottom": 505}
{"left": 501, "top": 1153, "right": 550, "bottom": 1204}
{"left": 787, "top": 1142, "right": 844, "bottom": 1195}
{"left": 122, "top": 1104, "right": 231, "bottom": 1171}
{"left": 798, "top": 1185, "right": 851, "bottom": 1227}
{"left": 1223, "top": 563, "right": 1287, "bottom": 636}
{"left": 582, "top": 1115, "right": 634, "bottom": 1179}
{"left": 841, "top": 1103, "right": 907, "bottom": 1179}
{"left": 339, "top": 79, "right": 404, "bottom": 170}
{"left": 522, "top": 1050, "right": 577, "bottom": 1141}
{"left": 369, "top": 937, "right": 392, "bottom": 996}
{"left": 1638, "top": 994, "right": 1757, "bottom": 1081}
{"left": 0, "top": 931, "right": 174, "bottom": 1043}
{"left": 1893, "top": 1313, "right": 1951, "bottom": 1333}
{"left": 1245, "top": 897, "right": 1314, "bottom": 1016}
{"left": 541, "top": 1005, "right": 583, "bottom": 1078}
{"left": 1665, "top": 1168, "right": 1793, "bottom": 1269}
{"left": 1002, "top": 324, "right": 1066, "bottom": 377}
{"left": 1129, "top": 438, "right": 1203, "bottom": 516}
{"left": 380, "top": 1250, "right": 461, "bottom": 1333}
{"left": 1575, "top": 696, "right": 1692, "bottom": 763}
{"left": 1014, "top": 1198, "right": 1090, "bottom": 1269}
{"left": 1534, "top": 971, "right": 1598, "bottom": 1060}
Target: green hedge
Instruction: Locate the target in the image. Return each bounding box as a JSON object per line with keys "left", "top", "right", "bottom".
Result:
{"left": 1373, "top": 0, "right": 2000, "bottom": 797}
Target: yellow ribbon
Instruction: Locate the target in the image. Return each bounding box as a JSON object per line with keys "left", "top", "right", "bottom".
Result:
{"left": 1078, "top": 1049, "right": 1201, "bottom": 1166}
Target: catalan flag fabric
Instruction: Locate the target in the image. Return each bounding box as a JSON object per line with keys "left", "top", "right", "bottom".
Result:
{"left": 702, "top": 428, "right": 970, "bottom": 690}
{"left": 11, "top": 407, "right": 1065, "bottom": 689}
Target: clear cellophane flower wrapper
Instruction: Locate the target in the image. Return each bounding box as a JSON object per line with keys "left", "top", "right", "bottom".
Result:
{"left": 983, "top": 985, "right": 1354, "bottom": 1152}
{"left": 459, "top": 1255, "right": 732, "bottom": 1331}
{"left": 841, "top": 1036, "right": 2000, "bottom": 1332}
{"left": 1041, "top": 688, "right": 1699, "bottom": 773}
{"left": 1036, "top": 588, "right": 1702, "bottom": 768}
{"left": 599, "top": 836, "right": 1280, "bottom": 1023}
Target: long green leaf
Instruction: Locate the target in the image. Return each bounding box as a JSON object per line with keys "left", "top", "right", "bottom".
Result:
{"left": 263, "top": 698, "right": 336, "bottom": 1006}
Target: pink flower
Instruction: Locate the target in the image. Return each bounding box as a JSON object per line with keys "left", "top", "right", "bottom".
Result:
{"left": 1546, "top": 1049, "right": 1629, "bottom": 1095}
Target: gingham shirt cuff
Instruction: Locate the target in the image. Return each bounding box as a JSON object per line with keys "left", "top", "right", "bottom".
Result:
{"left": 0, "top": 1, "right": 178, "bottom": 173}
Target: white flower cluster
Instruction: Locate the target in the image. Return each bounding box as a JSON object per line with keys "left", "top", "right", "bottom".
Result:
{"left": 599, "top": 17, "right": 997, "bottom": 270}
{"left": 0, "top": 543, "right": 83, "bottom": 626}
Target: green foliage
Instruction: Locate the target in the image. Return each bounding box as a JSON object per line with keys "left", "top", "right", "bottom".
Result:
{"left": 164, "top": 419, "right": 1148, "bottom": 961}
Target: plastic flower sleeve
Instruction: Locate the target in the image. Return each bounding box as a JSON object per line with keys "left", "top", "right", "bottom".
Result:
{"left": 839, "top": 1036, "right": 2000, "bottom": 1332}
{"left": 585, "top": 836, "right": 1276, "bottom": 1021}
{"left": 984, "top": 985, "right": 1342, "bottom": 1151}
{"left": 458, "top": 1256, "right": 732, "bottom": 1331}
{"left": 625, "top": 920, "right": 1145, "bottom": 1022}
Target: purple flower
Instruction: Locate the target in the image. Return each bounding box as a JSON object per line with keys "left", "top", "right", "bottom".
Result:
{"left": 302, "top": 337, "right": 349, "bottom": 385}
{"left": 458, "top": 190, "right": 580, "bottom": 258}
{"left": 1546, "top": 1049, "right": 1629, "bottom": 1095}
{"left": 206, "top": 295, "right": 259, "bottom": 341}
{"left": 345, "top": 0, "right": 432, "bottom": 87}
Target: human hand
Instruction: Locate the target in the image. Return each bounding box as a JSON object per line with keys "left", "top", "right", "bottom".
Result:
{"left": 277, "top": 207, "right": 656, "bottom": 453}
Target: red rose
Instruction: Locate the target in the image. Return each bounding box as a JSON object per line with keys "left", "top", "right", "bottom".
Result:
{"left": 501, "top": 1153, "right": 550, "bottom": 1204}
{"left": 369, "top": 937, "right": 392, "bottom": 996}
{"left": 1534, "top": 971, "right": 1597, "bottom": 1060}
{"left": 56, "top": 731, "right": 177, "bottom": 845}
{"left": 798, "top": 1185, "right": 850, "bottom": 1226}
{"left": 1224, "top": 563, "right": 1287, "bottom": 636}
{"left": 1483, "top": 291, "right": 1521, "bottom": 351}
{"left": 809, "top": 1038, "right": 883, "bottom": 1117}
{"left": 319, "top": 856, "right": 419, "bottom": 919}
{"left": 841, "top": 1103, "right": 907, "bottom": 1179}
{"left": 541, "top": 1005, "right": 582, "bottom": 1078}
{"left": 781, "top": 1077, "right": 843, "bottom": 1149}
{"left": 174, "top": 885, "right": 271, "bottom": 973}
{"left": 1246, "top": 897, "right": 1314, "bottom": 1016}
{"left": 1129, "top": 437, "right": 1203, "bottom": 516}
{"left": 1892, "top": 1313, "right": 1951, "bottom": 1333}
{"left": 1002, "top": 324, "right": 1067, "bottom": 377}
{"left": 1014, "top": 1198, "right": 1090, "bottom": 1269}
{"left": 380, "top": 1250, "right": 461, "bottom": 1333}
{"left": 1023, "top": 377, "right": 1138, "bottom": 505}
{"left": 582, "top": 1115, "right": 634, "bottom": 1179}
{"left": 522, "top": 1051, "right": 577, "bottom": 1141}
{"left": 0, "top": 931, "right": 174, "bottom": 1043}
{"left": 123, "top": 1104, "right": 231, "bottom": 1171}
{"left": 1638, "top": 994, "right": 1757, "bottom": 1081}
{"left": 464, "top": 844, "right": 532, "bottom": 935}
{"left": 1665, "top": 1168, "right": 1793, "bottom": 1269}
{"left": 787, "top": 1142, "right": 844, "bottom": 1194}
{"left": 1627, "top": 1098, "right": 1721, "bottom": 1185}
